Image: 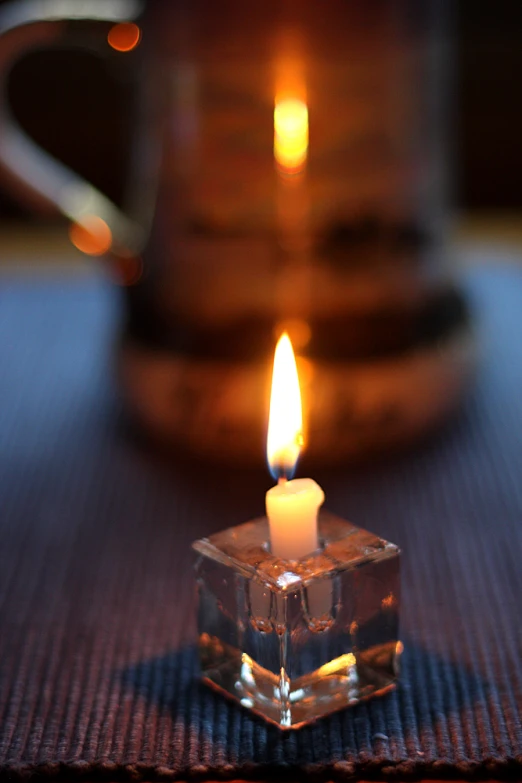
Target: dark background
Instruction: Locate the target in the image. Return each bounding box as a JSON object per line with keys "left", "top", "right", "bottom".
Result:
{"left": 0, "top": 1, "right": 521, "bottom": 220}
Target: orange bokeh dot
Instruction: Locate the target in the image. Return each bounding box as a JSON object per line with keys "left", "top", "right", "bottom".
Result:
{"left": 69, "top": 215, "right": 112, "bottom": 256}
{"left": 107, "top": 255, "right": 143, "bottom": 286}
{"left": 107, "top": 22, "right": 141, "bottom": 52}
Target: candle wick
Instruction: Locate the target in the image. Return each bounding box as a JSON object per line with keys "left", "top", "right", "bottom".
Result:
{"left": 278, "top": 476, "right": 288, "bottom": 486}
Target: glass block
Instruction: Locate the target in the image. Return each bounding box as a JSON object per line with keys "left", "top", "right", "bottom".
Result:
{"left": 192, "top": 511, "right": 401, "bottom": 728}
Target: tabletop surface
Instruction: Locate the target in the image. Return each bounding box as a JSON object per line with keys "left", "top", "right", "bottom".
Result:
{"left": 0, "top": 254, "right": 521, "bottom": 781}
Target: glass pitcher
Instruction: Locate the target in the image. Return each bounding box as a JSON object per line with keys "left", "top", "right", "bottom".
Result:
{"left": 0, "top": 0, "right": 474, "bottom": 463}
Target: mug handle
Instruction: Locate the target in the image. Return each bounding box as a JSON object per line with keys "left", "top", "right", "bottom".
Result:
{"left": 0, "top": 0, "right": 146, "bottom": 258}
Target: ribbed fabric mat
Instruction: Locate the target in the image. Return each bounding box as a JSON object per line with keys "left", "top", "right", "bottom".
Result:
{"left": 0, "top": 266, "right": 522, "bottom": 781}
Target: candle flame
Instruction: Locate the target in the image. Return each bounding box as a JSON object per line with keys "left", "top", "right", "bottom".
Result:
{"left": 267, "top": 332, "right": 303, "bottom": 480}
{"left": 274, "top": 98, "right": 308, "bottom": 175}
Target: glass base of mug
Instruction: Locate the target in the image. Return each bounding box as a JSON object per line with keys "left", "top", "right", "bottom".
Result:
{"left": 116, "top": 312, "right": 477, "bottom": 465}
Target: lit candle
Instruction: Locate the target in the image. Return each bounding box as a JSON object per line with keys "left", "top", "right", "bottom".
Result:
{"left": 266, "top": 332, "right": 324, "bottom": 559}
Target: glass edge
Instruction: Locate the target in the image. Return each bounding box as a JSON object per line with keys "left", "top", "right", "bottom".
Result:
{"left": 193, "top": 534, "right": 401, "bottom": 591}
{"left": 192, "top": 537, "right": 260, "bottom": 580}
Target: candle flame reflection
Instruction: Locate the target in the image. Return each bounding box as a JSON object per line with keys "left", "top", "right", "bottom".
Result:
{"left": 274, "top": 98, "right": 308, "bottom": 176}
{"left": 267, "top": 332, "right": 303, "bottom": 480}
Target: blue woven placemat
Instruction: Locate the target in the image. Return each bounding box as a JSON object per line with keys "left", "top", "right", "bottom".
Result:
{"left": 0, "top": 266, "right": 521, "bottom": 781}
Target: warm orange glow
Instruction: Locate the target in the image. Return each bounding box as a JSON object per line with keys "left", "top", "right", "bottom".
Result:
{"left": 69, "top": 215, "right": 112, "bottom": 256}
{"left": 317, "top": 653, "right": 356, "bottom": 677}
{"left": 267, "top": 332, "right": 303, "bottom": 479}
{"left": 274, "top": 98, "right": 308, "bottom": 175}
{"left": 274, "top": 318, "right": 311, "bottom": 350}
{"left": 107, "top": 22, "right": 141, "bottom": 52}
{"left": 107, "top": 254, "right": 143, "bottom": 286}
{"left": 382, "top": 593, "right": 397, "bottom": 609}
{"left": 296, "top": 357, "right": 313, "bottom": 389}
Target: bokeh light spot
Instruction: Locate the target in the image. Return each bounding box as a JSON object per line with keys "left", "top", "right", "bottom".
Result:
{"left": 69, "top": 215, "right": 112, "bottom": 256}
{"left": 107, "top": 254, "right": 143, "bottom": 287}
{"left": 274, "top": 98, "right": 308, "bottom": 175}
{"left": 108, "top": 22, "right": 141, "bottom": 52}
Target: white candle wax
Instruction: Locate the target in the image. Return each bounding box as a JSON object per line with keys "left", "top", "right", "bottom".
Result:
{"left": 266, "top": 477, "right": 324, "bottom": 560}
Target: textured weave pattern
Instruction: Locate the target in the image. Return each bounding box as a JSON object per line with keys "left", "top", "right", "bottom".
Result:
{"left": 0, "top": 267, "right": 521, "bottom": 781}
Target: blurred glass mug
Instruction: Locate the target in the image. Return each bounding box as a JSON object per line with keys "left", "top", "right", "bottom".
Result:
{"left": 0, "top": 0, "right": 474, "bottom": 463}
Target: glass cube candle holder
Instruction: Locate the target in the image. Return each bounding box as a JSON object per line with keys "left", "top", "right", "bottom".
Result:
{"left": 192, "top": 511, "right": 401, "bottom": 728}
